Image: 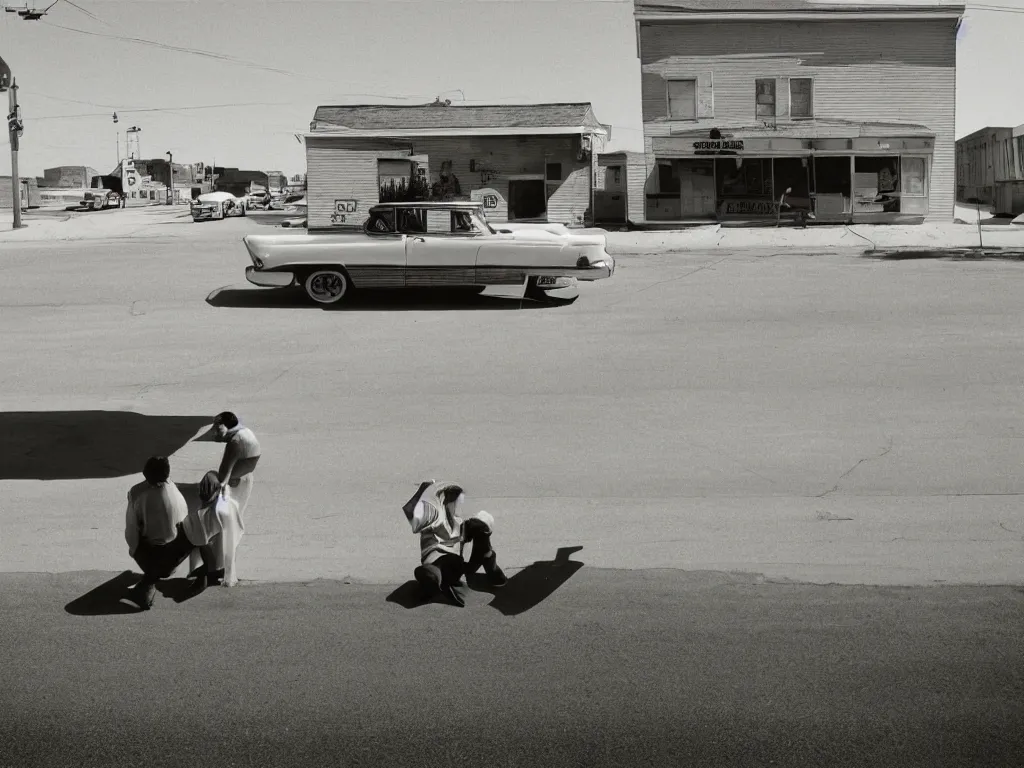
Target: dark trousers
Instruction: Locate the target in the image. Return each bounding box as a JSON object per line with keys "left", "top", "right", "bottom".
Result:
{"left": 422, "top": 519, "right": 493, "bottom": 587}
{"left": 132, "top": 523, "right": 208, "bottom": 587}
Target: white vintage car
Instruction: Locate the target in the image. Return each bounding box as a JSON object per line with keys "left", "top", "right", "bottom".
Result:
{"left": 241, "top": 201, "right": 615, "bottom": 305}
{"left": 191, "top": 191, "right": 247, "bottom": 222}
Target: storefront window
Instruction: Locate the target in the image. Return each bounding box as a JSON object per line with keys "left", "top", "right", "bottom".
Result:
{"left": 901, "top": 157, "right": 926, "bottom": 196}
{"left": 853, "top": 156, "right": 901, "bottom": 214}
{"left": 716, "top": 158, "right": 773, "bottom": 198}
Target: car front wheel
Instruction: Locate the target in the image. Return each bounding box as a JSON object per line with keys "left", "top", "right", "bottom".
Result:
{"left": 304, "top": 269, "right": 349, "bottom": 305}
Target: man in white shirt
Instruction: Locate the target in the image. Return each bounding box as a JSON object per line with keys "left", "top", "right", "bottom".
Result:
{"left": 403, "top": 480, "right": 507, "bottom": 607}
{"left": 124, "top": 456, "right": 195, "bottom": 610}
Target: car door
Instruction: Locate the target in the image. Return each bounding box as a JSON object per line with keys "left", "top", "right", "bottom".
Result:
{"left": 402, "top": 208, "right": 480, "bottom": 287}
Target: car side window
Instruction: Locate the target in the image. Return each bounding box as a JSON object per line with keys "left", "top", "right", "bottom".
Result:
{"left": 397, "top": 208, "right": 426, "bottom": 234}
{"left": 366, "top": 210, "right": 396, "bottom": 234}
{"left": 452, "top": 211, "right": 476, "bottom": 233}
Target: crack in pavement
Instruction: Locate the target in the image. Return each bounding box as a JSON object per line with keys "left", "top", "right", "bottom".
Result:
{"left": 602, "top": 257, "right": 728, "bottom": 308}
{"left": 816, "top": 435, "right": 894, "bottom": 499}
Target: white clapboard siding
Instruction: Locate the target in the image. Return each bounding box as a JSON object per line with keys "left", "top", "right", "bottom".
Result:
{"left": 399, "top": 135, "right": 593, "bottom": 226}
{"left": 639, "top": 19, "right": 958, "bottom": 220}
{"left": 306, "top": 137, "right": 412, "bottom": 229}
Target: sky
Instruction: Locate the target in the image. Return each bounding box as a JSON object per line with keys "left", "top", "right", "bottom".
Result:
{"left": 0, "top": 0, "right": 1020, "bottom": 178}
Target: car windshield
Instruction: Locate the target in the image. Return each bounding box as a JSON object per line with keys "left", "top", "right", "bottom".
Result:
{"left": 471, "top": 210, "right": 496, "bottom": 234}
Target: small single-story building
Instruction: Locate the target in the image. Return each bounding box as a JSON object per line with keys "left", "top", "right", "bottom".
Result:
{"left": 956, "top": 124, "right": 1024, "bottom": 216}
{"left": 0, "top": 176, "right": 41, "bottom": 209}
{"left": 302, "top": 102, "right": 609, "bottom": 230}
{"left": 41, "top": 165, "right": 99, "bottom": 189}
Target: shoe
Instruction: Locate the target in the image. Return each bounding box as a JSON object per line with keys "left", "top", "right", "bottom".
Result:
{"left": 414, "top": 565, "right": 441, "bottom": 597}
{"left": 188, "top": 572, "right": 208, "bottom": 596}
{"left": 440, "top": 582, "right": 466, "bottom": 608}
{"left": 207, "top": 568, "right": 225, "bottom": 588}
{"left": 483, "top": 551, "right": 507, "bottom": 587}
{"left": 126, "top": 581, "right": 156, "bottom": 610}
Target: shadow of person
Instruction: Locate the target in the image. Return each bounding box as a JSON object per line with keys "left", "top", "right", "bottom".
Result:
{"left": 155, "top": 574, "right": 205, "bottom": 604}
{"left": 386, "top": 580, "right": 430, "bottom": 609}
{"left": 466, "top": 545, "right": 584, "bottom": 616}
{"left": 0, "top": 411, "right": 212, "bottom": 481}
{"left": 64, "top": 570, "right": 145, "bottom": 615}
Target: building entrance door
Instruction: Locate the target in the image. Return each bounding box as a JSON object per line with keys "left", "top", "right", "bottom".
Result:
{"left": 508, "top": 177, "right": 546, "bottom": 220}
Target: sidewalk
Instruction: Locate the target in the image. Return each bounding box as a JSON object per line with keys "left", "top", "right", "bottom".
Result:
{"left": 602, "top": 221, "right": 1024, "bottom": 256}
{"left": 0, "top": 205, "right": 192, "bottom": 243}
{"left": 3, "top": 205, "right": 1024, "bottom": 255}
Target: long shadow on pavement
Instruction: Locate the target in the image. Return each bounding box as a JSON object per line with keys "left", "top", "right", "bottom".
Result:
{"left": 0, "top": 411, "right": 212, "bottom": 481}
{"left": 386, "top": 545, "right": 585, "bottom": 615}
{"left": 206, "top": 287, "right": 576, "bottom": 312}
{"left": 64, "top": 570, "right": 142, "bottom": 616}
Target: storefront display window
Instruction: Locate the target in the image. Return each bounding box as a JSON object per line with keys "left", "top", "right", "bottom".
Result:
{"left": 853, "top": 156, "right": 901, "bottom": 214}
{"left": 901, "top": 157, "right": 926, "bottom": 196}
{"left": 716, "top": 158, "right": 772, "bottom": 198}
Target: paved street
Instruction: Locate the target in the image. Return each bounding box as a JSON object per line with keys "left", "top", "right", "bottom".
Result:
{"left": 3, "top": 214, "right": 1024, "bottom": 764}
{"left": 2, "top": 568, "right": 1023, "bottom": 768}
{"left": 2, "top": 214, "right": 1022, "bottom": 586}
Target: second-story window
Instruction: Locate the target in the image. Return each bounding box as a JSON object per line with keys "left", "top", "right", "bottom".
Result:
{"left": 755, "top": 78, "right": 776, "bottom": 119}
{"left": 667, "top": 79, "right": 697, "bottom": 121}
{"left": 790, "top": 78, "right": 813, "bottom": 119}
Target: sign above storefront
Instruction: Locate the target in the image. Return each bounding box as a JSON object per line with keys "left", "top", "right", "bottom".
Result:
{"left": 693, "top": 140, "right": 744, "bottom": 152}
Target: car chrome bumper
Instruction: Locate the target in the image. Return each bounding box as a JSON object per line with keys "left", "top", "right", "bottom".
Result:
{"left": 575, "top": 255, "right": 615, "bottom": 281}
{"left": 245, "top": 266, "right": 295, "bottom": 287}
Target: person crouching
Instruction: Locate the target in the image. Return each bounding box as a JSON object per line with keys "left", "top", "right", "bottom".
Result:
{"left": 183, "top": 471, "right": 246, "bottom": 590}
{"left": 402, "top": 480, "right": 507, "bottom": 607}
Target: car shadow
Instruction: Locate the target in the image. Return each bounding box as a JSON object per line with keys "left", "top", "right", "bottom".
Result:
{"left": 206, "top": 287, "right": 578, "bottom": 312}
{"left": 0, "top": 411, "right": 212, "bottom": 480}
{"left": 385, "top": 545, "right": 585, "bottom": 615}
{"left": 64, "top": 570, "right": 144, "bottom": 615}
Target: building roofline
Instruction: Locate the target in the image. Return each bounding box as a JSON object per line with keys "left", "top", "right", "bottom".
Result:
{"left": 635, "top": 2, "right": 965, "bottom": 22}
{"left": 313, "top": 101, "right": 596, "bottom": 112}
{"left": 956, "top": 126, "right": 1014, "bottom": 143}
{"left": 304, "top": 126, "right": 607, "bottom": 139}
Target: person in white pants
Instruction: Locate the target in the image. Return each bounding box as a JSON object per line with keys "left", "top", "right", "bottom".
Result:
{"left": 189, "top": 411, "right": 260, "bottom": 585}
{"left": 184, "top": 470, "right": 246, "bottom": 589}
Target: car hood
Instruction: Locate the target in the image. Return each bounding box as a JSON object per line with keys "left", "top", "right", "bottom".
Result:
{"left": 502, "top": 227, "right": 607, "bottom": 248}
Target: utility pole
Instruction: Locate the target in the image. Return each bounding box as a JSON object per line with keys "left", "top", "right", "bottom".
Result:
{"left": 8, "top": 77, "right": 23, "bottom": 229}
{"left": 166, "top": 150, "right": 174, "bottom": 204}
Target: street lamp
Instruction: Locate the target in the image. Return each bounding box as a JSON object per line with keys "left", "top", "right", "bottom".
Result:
{"left": 166, "top": 150, "right": 174, "bottom": 205}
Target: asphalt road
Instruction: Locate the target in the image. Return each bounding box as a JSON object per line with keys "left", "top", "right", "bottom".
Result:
{"left": 2, "top": 217, "right": 1024, "bottom": 585}
{"left": 3, "top": 216, "right": 1024, "bottom": 764}
{"left": 2, "top": 568, "right": 1023, "bottom": 768}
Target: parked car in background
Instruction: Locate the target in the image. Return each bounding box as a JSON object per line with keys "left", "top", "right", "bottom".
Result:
{"left": 280, "top": 196, "right": 307, "bottom": 228}
{"left": 191, "top": 191, "right": 247, "bottom": 221}
{"left": 80, "top": 189, "right": 121, "bottom": 211}
{"left": 241, "top": 200, "right": 614, "bottom": 305}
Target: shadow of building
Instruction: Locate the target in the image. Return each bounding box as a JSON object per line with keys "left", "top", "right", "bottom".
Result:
{"left": 0, "top": 411, "right": 212, "bottom": 480}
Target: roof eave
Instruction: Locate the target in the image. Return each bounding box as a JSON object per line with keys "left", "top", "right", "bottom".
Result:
{"left": 305, "top": 125, "right": 609, "bottom": 139}
{"left": 635, "top": 10, "right": 965, "bottom": 22}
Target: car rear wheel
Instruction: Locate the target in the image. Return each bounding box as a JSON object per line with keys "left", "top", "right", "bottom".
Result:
{"left": 304, "top": 269, "right": 349, "bottom": 305}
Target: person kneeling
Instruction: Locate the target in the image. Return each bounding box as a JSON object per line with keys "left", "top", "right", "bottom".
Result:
{"left": 125, "top": 457, "right": 213, "bottom": 610}
{"left": 402, "top": 480, "right": 507, "bottom": 607}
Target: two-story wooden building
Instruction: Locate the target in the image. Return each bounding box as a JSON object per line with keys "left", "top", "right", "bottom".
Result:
{"left": 632, "top": 0, "right": 964, "bottom": 225}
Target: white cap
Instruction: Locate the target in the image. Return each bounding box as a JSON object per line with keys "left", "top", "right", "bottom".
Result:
{"left": 473, "top": 510, "right": 494, "bottom": 530}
